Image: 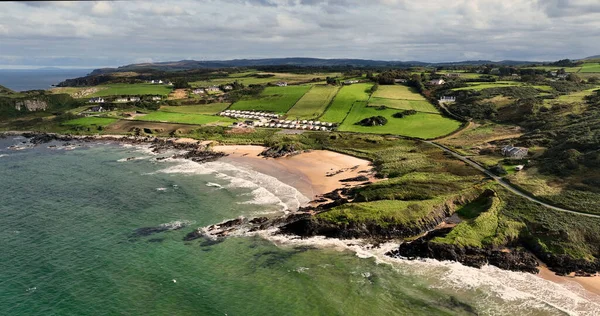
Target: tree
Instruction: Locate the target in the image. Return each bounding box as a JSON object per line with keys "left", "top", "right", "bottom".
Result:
{"left": 172, "top": 78, "right": 190, "bottom": 89}
{"left": 567, "top": 73, "right": 582, "bottom": 83}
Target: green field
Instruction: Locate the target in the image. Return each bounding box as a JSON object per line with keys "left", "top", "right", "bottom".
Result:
{"left": 229, "top": 85, "right": 311, "bottom": 113}
{"left": 338, "top": 102, "right": 461, "bottom": 139}
{"left": 579, "top": 63, "right": 600, "bottom": 73}
{"left": 545, "top": 87, "right": 600, "bottom": 104}
{"left": 369, "top": 98, "right": 439, "bottom": 113}
{"left": 373, "top": 85, "right": 426, "bottom": 100}
{"left": 451, "top": 82, "right": 524, "bottom": 91}
{"left": 62, "top": 117, "right": 118, "bottom": 127}
{"left": 285, "top": 85, "right": 340, "bottom": 119}
{"left": 190, "top": 72, "right": 341, "bottom": 88}
{"left": 319, "top": 83, "right": 373, "bottom": 122}
{"left": 88, "top": 84, "right": 173, "bottom": 97}
{"left": 160, "top": 103, "right": 231, "bottom": 115}
{"left": 135, "top": 111, "right": 234, "bottom": 125}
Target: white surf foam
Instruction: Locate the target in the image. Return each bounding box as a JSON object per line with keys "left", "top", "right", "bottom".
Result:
{"left": 117, "top": 156, "right": 152, "bottom": 162}
{"left": 0, "top": 154, "right": 7, "bottom": 158}
{"left": 256, "top": 231, "right": 600, "bottom": 316}
{"left": 206, "top": 182, "right": 223, "bottom": 189}
{"left": 160, "top": 220, "right": 195, "bottom": 230}
{"left": 153, "top": 159, "right": 309, "bottom": 212}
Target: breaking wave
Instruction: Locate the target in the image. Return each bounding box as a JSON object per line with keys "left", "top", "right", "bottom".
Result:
{"left": 153, "top": 158, "right": 309, "bottom": 212}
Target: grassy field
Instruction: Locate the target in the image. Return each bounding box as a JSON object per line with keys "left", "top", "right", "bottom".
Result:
{"left": 373, "top": 85, "right": 426, "bottom": 100}
{"left": 62, "top": 117, "right": 118, "bottom": 127}
{"left": 319, "top": 83, "right": 373, "bottom": 122}
{"left": 369, "top": 98, "right": 439, "bottom": 113}
{"left": 135, "top": 111, "right": 234, "bottom": 125}
{"left": 368, "top": 85, "right": 439, "bottom": 113}
{"left": 160, "top": 103, "right": 230, "bottom": 115}
{"left": 285, "top": 85, "right": 340, "bottom": 119}
{"left": 338, "top": 102, "right": 462, "bottom": 139}
{"left": 579, "top": 63, "right": 600, "bottom": 73}
{"left": 544, "top": 87, "right": 600, "bottom": 105}
{"left": 190, "top": 71, "right": 341, "bottom": 88}
{"left": 87, "top": 84, "right": 172, "bottom": 97}
{"left": 451, "top": 82, "right": 525, "bottom": 91}
{"left": 229, "top": 85, "right": 311, "bottom": 113}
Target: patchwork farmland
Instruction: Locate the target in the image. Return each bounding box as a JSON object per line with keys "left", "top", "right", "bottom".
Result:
{"left": 229, "top": 85, "right": 311, "bottom": 113}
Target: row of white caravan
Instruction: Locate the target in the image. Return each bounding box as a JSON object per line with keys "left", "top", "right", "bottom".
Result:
{"left": 253, "top": 122, "right": 332, "bottom": 131}
{"left": 220, "top": 110, "right": 280, "bottom": 119}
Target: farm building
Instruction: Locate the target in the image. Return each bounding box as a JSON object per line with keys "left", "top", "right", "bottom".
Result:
{"left": 223, "top": 85, "right": 233, "bottom": 90}
{"left": 151, "top": 96, "right": 162, "bottom": 101}
{"left": 501, "top": 145, "right": 529, "bottom": 159}
{"left": 275, "top": 82, "right": 288, "bottom": 87}
{"left": 89, "top": 106, "right": 105, "bottom": 112}
{"left": 394, "top": 79, "right": 407, "bottom": 83}
{"left": 439, "top": 96, "right": 456, "bottom": 103}
{"left": 150, "top": 80, "right": 164, "bottom": 84}
{"left": 88, "top": 97, "right": 105, "bottom": 103}
{"left": 115, "top": 96, "right": 141, "bottom": 103}
{"left": 444, "top": 73, "right": 461, "bottom": 78}
{"left": 344, "top": 80, "right": 359, "bottom": 85}
{"left": 206, "top": 86, "right": 220, "bottom": 92}
{"left": 192, "top": 89, "right": 205, "bottom": 94}
{"left": 428, "top": 79, "right": 446, "bottom": 85}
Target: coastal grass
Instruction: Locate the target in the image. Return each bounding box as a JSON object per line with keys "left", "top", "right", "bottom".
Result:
{"left": 433, "top": 195, "right": 524, "bottom": 248}
{"left": 62, "top": 117, "right": 119, "bottom": 127}
{"left": 229, "top": 85, "right": 311, "bottom": 113}
{"left": 319, "top": 83, "right": 373, "bottom": 122}
{"left": 317, "top": 198, "right": 446, "bottom": 227}
{"left": 160, "top": 103, "right": 231, "bottom": 115}
{"left": 286, "top": 85, "right": 340, "bottom": 120}
{"left": 87, "top": 83, "right": 173, "bottom": 97}
{"left": 134, "top": 111, "right": 234, "bottom": 126}
{"left": 369, "top": 98, "right": 439, "bottom": 113}
{"left": 338, "top": 102, "right": 461, "bottom": 139}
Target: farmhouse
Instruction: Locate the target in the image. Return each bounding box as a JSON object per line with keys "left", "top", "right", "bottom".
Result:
{"left": 428, "top": 79, "right": 446, "bottom": 85}
{"left": 88, "top": 97, "right": 105, "bottom": 103}
{"left": 115, "top": 96, "right": 141, "bottom": 103}
{"left": 344, "top": 80, "right": 359, "bottom": 85}
{"left": 275, "top": 82, "right": 288, "bottom": 87}
{"left": 394, "top": 79, "right": 407, "bottom": 83}
{"left": 89, "top": 106, "right": 105, "bottom": 112}
{"left": 223, "top": 85, "right": 233, "bottom": 90}
{"left": 192, "top": 89, "right": 205, "bottom": 94}
{"left": 515, "top": 165, "right": 525, "bottom": 171}
{"left": 501, "top": 145, "right": 529, "bottom": 159}
{"left": 151, "top": 96, "right": 162, "bottom": 101}
{"left": 150, "top": 80, "right": 164, "bottom": 84}
{"left": 557, "top": 73, "right": 568, "bottom": 79}
{"left": 206, "top": 86, "right": 220, "bottom": 93}
{"left": 444, "top": 73, "right": 461, "bottom": 78}
{"left": 439, "top": 96, "right": 456, "bottom": 103}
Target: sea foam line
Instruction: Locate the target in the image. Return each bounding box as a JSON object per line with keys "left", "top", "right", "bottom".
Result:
{"left": 254, "top": 230, "right": 600, "bottom": 316}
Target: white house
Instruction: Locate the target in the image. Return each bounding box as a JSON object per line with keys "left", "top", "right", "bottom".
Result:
{"left": 275, "top": 82, "right": 288, "bottom": 87}
{"left": 88, "top": 97, "right": 105, "bottom": 103}
{"left": 192, "top": 89, "right": 205, "bottom": 94}
{"left": 206, "top": 86, "right": 220, "bottom": 93}
{"left": 429, "top": 79, "right": 446, "bottom": 85}
{"left": 439, "top": 96, "right": 456, "bottom": 103}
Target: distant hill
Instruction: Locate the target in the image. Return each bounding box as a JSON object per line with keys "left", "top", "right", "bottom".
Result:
{"left": 90, "top": 58, "right": 543, "bottom": 75}
{"left": 0, "top": 84, "right": 15, "bottom": 94}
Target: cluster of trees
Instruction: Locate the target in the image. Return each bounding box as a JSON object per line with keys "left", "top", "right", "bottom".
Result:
{"left": 392, "top": 109, "right": 417, "bottom": 118}
{"left": 356, "top": 116, "right": 388, "bottom": 126}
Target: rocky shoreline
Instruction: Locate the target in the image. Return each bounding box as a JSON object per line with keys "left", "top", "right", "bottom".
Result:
{"left": 4, "top": 132, "right": 598, "bottom": 278}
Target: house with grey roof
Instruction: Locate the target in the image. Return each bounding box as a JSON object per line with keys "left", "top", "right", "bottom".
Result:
{"left": 501, "top": 145, "right": 529, "bottom": 159}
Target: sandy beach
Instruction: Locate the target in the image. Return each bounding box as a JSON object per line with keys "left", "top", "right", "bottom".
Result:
{"left": 213, "top": 145, "right": 377, "bottom": 202}
{"left": 538, "top": 266, "right": 600, "bottom": 297}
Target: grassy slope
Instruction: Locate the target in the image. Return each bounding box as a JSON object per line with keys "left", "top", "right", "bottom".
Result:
{"left": 339, "top": 102, "right": 461, "bottom": 139}
{"left": 160, "top": 103, "right": 231, "bottom": 115}
{"left": 286, "top": 85, "right": 340, "bottom": 120}
{"left": 229, "top": 85, "right": 311, "bottom": 113}
{"left": 319, "top": 83, "right": 373, "bottom": 122}
{"left": 135, "top": 111, "right": 234, "bottom": 125}
{"left": 62, "top": 117, "right": 119, "bottom": 127}
{"left": 373, "top": 85, "right": 426, "bottom": 100}
{"left": 369, "top": 85, "right": 439, "bottom": 113}
{"left": 88, "top": 84, "right": 173, "bottom": 97}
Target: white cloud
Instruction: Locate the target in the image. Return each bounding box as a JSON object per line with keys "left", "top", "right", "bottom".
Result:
{"left": 0, "top": 0, "right": 599, "bottom": 67}
{"left": 91, "top": 1, "right": 113, "bottom": 16}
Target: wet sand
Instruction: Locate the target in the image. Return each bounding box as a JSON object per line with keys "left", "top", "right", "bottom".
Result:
{"left": 213, "top": 145, "right": 378, "bottom": 202}
{"left": 538, "top": 265, "right": 600, "bottom": 297}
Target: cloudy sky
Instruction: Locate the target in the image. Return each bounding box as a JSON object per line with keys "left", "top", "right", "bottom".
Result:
{"left": 1, "top": 0, "right": 600, "bottom": 68}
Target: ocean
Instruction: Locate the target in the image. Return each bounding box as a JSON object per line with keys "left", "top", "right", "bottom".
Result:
{"left": 0, "top": 69, "right": 93, "bottom": 92}
{"left": 1, "top": 137, "right": 599, "bottom": 315}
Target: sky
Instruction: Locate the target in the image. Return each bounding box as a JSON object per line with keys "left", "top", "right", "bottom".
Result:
{"left": 1, "top": 0, "right": 600, "bottom": 68}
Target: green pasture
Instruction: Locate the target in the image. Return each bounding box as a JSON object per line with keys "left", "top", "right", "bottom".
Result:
{"left": 285, "top": 85, "right": 340, "bottom": 120}
{"left": 160, "top": 103, "right": 231, "bottom": 115}
{"left": 373, "top": 85, "right": 426, "bottom": 100}
{"left": 135, "top": 111, "right": 234, "bottom": 125}
{"left": 319, "top": 83, "right": 373, "bottom": 122}
{"left": 62, "top": 117, "right": 118, "bottom": 127}
{"left": 87, "top": 84, "right": 173, "bottom": 97}
{"left": 338, "top": 102, "right": 461, "bottom": 139}
{"left": 369, "top": 98, "right": 439, "bottom": 113}
{"left": 229, "top": 85, "right": 311, "bottom": 113}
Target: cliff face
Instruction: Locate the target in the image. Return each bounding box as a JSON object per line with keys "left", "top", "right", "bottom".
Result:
{"left": 280, "top": 193, "right": 479, "bottom": 240}
{"left": 15, "top": 99, "right": 48, "bottom": 112}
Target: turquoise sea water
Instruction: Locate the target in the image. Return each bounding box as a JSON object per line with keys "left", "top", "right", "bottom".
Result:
{"left": 1, "top": 137, "right": 599, "bottom": 315}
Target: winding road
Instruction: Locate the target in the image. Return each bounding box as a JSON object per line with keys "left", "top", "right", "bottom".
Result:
{"left": 425, "top": 141, "right": 600, "bottom": 219}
